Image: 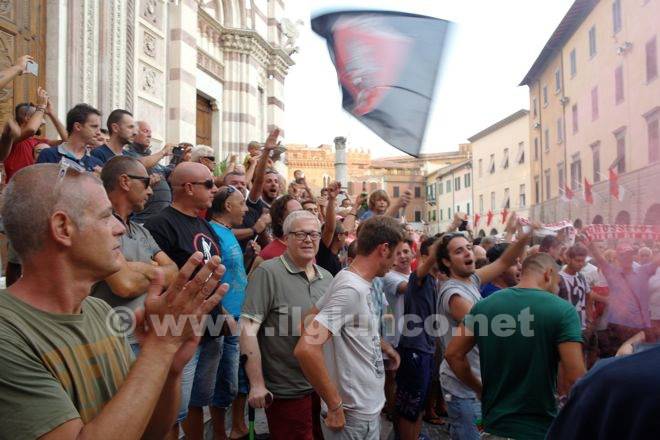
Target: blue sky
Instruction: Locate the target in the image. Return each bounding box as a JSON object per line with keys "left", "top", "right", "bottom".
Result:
{"left": 283, "top": 0, "right": 574, "bottom": 157}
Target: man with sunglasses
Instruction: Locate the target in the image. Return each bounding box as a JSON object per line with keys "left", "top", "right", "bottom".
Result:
{"left": 242, "top": 210, "right": 333, "bottom": 439}
{"left": 144, "top": 161, "right": 222, "bottom": 428}
{"left": 191, "top": 145, "right": 216, "bottom": 173}
{"left": 436, "top": 227, "right": 533, "bottom": 440}
{"left": 93, "top": 156, "right": 178, "bottom": 353}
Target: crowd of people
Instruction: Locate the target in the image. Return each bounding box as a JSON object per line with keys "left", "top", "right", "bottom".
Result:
{"left": 0, "top": 55, "right": 659, "bottom": 440}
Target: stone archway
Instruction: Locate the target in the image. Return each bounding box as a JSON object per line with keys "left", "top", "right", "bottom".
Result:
{"left": 478, "top": 229, "right": 486, "bottom": 237}
{"left": 592, "top": 214, "right": 604, "bottom": 224}
{"left": 643, "top": 204, "right": 660, "bottom": 225}
{"left": 614, "top": 210, "right": 631, "bottom": 225}
{"left": 490, "top": 228, "right": 498, "bottom": 235}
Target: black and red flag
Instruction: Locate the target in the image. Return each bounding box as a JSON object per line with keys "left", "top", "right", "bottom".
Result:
{"left": 312, "top": 10, "right": 451, "bottom": 157}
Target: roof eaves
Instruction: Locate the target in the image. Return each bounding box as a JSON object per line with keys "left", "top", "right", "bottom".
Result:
{"left": 467, "top": 109, "right": 530, "bottom": 143}
{"left": 519, "top": 0, "right": 598, "bottom": 86}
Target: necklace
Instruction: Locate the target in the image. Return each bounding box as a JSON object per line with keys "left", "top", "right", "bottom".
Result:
{"left": 212, "top": 218, "right": 232, "bottom": 229}
{"left": 348, "top": 264, "right": 368, "bottom": 280}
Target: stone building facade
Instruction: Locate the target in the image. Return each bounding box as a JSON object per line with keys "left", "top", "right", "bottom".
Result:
{"left": 2, "top": 0, "right": 296, "bottom": 161}
{"left": 521, "top": 0, "right": 660, "bottom": 226}
{"left": 469, "top": 110, "right": 531, "bottom": 236}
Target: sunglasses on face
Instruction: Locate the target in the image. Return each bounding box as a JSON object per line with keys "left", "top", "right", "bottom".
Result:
{"left": 126, "top": 174, "right": 151, "bottom": 189}
{"left": 204, "top": 156, "right": 216, "bottom": 162}
{"left": 184, "top": 179, "right": 215, "bottom": 189}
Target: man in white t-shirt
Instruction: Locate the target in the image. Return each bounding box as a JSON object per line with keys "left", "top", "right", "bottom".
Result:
{"left": 381, "top": 238, "right": 412, "bottom": 419}
{"left": 295, "top": 216, "right": 405, "bottom": 439}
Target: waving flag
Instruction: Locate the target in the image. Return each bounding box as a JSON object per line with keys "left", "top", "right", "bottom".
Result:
{"left": 312, "top": 10, "right": 451, "bottom": 157}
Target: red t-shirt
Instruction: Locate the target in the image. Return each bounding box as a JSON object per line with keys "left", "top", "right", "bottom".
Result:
{"left": 259, "top": 239, "right": 287, "bottom": 261}
{"left": 4, "top": 137, "right": 43, "bottom": 180}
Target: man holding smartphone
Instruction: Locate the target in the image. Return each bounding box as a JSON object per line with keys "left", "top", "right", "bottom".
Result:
{"left": 1, "top": 87, "right": 68, "bottom": 180}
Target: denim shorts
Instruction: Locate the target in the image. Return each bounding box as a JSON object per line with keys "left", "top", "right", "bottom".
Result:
{"left": 446, "top": 395, "right": 481, "bottom": 440}
{"left": 395, "top": 347, "right": 434, "bottom": 421}
{"left": 189, "top": 333, "right": 249, "bottom": 408}
{"left": 212, "top": 333, "right": 249, "bottom": 408}
{"left": 189, "top": 337, "right": 223, "bottom": 407}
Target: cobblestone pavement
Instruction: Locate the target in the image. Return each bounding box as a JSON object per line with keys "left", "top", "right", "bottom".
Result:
{"left": 197, "top": 406, "right": 451, "bottom": 439}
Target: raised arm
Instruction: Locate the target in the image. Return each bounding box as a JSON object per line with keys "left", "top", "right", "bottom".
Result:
{"left": 416, "top": 239, "right": 441, "bottom": 280}
{"left": 386, "top": 188, "right": 411, "bottom": 218}
{"left": 342, "top": 193, "right": 365, "bottom": 234}
{"left": 44, "top": 98, "right": 68, "bottom": 144}
{"left": 502, "top": 212, "right": 518, "bottom": 242}
{"left": 15, "top": 87, "right": 48, "bottom": 143}
{"left": 248, "top": 129, "right": 279, "bottom": 202}
{"left": 321, "top": 182, "right": 340, "bottom": 247}
{"left": 0, "top": 54, "right": 32, "bottom": 90}
{"left": 476, "top": 225, "right": 532, "bottom": 285}
{"left": 139, "top": 143, "right": 173, "bottom": 170}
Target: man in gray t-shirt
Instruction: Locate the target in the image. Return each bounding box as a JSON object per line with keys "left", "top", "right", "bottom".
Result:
{"left": 436, "top": 230, "right": 532, "bottom": 440}
{"left": 92, "top": 156, "right": 178, "bottom": 349}
{"left": 295, "top": 216, "right": 404, "bottom": 440}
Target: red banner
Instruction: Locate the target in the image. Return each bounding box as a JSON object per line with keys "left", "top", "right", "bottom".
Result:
{"left": 583, "top": 224, "right": 660, "bottom": 241}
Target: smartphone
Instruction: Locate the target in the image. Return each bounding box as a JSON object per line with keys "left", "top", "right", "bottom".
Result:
{"left": 170, "top": 146, "right": 184, "bottom": 165}
{"left": 25, "top": 61, "right": 38, "bottom": 76}
{"left": 459, "top": 220, "right": 468, "bottom": 231}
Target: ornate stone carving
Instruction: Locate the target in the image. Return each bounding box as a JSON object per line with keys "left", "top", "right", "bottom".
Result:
{"left": 83, "top": 0, "right": 98, "bottom": 104}
{"left": 197, "top": 50, "right": 224, "bottom": 81}
{"left": 110, "top": 0, "right": 127, "bottom": 109}
{"left": 143, "top": 32, "right": 156, "bottom": 57}
{"left": 0, "top": 29, "right": 14, "bottom": 123}
{"left": 142, "top": 0, "right": 159, "bottom": 27}
{"left": 0, "top": 0, "right": 13, "bottom": 20}
{"left": 126, "top": 0, "right": 135, "bottom": 111}
{"left": 141, "top": 65, "right": 161, "bottom": 97}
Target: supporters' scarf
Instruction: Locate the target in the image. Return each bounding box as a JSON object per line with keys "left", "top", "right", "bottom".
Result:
{"left": 583, "top": 224, "right": 660, "bottom": 241}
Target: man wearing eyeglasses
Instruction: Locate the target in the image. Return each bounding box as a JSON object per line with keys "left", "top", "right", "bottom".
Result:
{"left": 144, "top": 161, "right": 222, "bottom": 428}
{"left": 241, "top": 210, "right": 333, "bottom": 440}
{"left": 93, "top": 156, "right": 178, "bottom": 353}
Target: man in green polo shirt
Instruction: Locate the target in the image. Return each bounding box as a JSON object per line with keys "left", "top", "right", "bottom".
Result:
{"left": 241, "top": 210, "right": 333, "bottom": 439}
{"left": 446, "top": 253, "right": 586, "bottom": 440}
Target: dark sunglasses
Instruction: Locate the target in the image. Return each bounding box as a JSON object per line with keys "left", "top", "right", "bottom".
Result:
{"left": 185, "top": 179, "right": 215, "bottom": 189}
{"left": 204, "top": 156, "right": 216, "bottom": 162}
{"left": 126, "top": 174, "right": 150, "bottom": 189}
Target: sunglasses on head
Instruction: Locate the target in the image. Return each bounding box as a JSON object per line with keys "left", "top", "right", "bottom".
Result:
{"left": 126, "top": 174, "right": 151, "bottom": 189}
{"left": 215, "top": 185, "right": 237, "bottom": 205}
{"left": 184, "top": 179, "right": 215, "bottom": 189}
